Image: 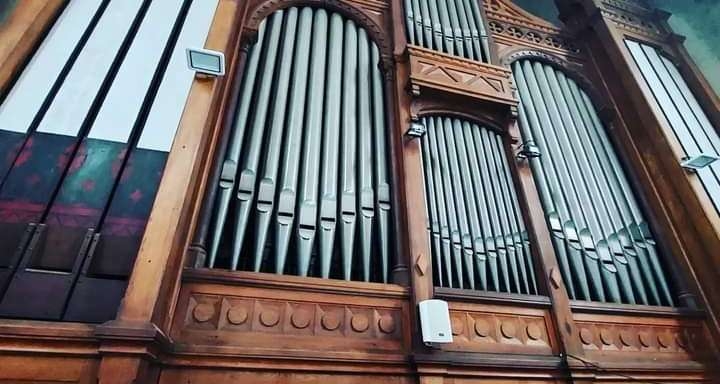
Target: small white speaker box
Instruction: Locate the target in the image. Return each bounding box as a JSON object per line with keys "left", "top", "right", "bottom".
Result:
{"left": 418, "top": 299, "right": 453, "bottom": 347}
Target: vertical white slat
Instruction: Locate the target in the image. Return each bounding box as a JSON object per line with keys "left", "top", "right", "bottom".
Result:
{"left": 36, "top": 0, "right": 145, "bottom": 137}
{"left": 88, "top": 0, "right": 186, "bottom": 143}
{"left": 626, "top": 40, "right": 720, "bottom": 206}
{"left": 138, "top": 0, "right": 220, "bottom": 151}
{"left": 0, "top": 0, "right": 104, "bottom": 134}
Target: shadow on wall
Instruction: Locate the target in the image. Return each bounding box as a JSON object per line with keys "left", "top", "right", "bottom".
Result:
{"left": 649, "top": 0, "right": 720, "bottom": 96}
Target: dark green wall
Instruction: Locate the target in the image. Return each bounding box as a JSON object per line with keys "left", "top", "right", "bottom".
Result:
{"left": 0, "top": 0, "right": 18, "bottom": 25}
{"left": 648, "top": 0, "right": 719, "bottom": 96}
{"left": 513, "top": 0, "right": 562, "bottom": 25}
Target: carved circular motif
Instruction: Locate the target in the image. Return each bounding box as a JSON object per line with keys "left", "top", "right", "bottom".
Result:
{"left": 321, "top": 312, "right": 341, "bottom": 331}
{"left": 579, "top": 328, "right": 594, "bottom": 345}
{"left": 526, "top": 323, "right": 543, "bottom": 341}
{"left": 291, "top": 309, "right": 312, "bottom": 329}
{"left": 620, "top": 330, "right": 634, "bottom": 347}
{"left": 657, "top": 333, "right": 672, "bottom": 348}
{"left": 600, "top": 329, "right": 614, "bottom": 346}
{"left": 378, "top": 315, "right": 396, "bottom": 334}
{"left": 226, "top": 306, "right": 248, "bottom": 325}
{"left": 676, "top": 333, "right": 688, "bottom": 348}
{"left": 451, "top": 317, "right": 464, "bottom": 336}
{"left": 192, "top": 303, "right": 215, "bottom": 323}
{"left": 638, "top": 331, "right": 652, "bottom": 348}
{"left": 351, "top": 314, "right": 370, "bottom": 333}
{"left": 259, "top": 310, "right": 280, "bottom": 327}
{"left": 471, "top": 319, "right": 488, "bottom": 337}
{"left": 500, "top": 321, "right": 517, "bottom": 339}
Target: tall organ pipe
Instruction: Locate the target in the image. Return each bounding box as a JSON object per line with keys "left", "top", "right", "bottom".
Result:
{"left": 403, "top": 0, "right": 489, "bottom": 62}
{"left": 513, "top": 59, "right": 675, "bottom": 306}
{"left": 207, "top": 22, "right": 267, "bottom": 268}
{"left": 203, "top": 7, "right": 393, "bottom": 283}
{"left": 421, "top": 116, "right": 537, "bottom": 294}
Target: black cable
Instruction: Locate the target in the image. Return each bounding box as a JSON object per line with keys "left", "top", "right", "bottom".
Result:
{"left": 565, "top": 353, "right": 666, "bottom": 384}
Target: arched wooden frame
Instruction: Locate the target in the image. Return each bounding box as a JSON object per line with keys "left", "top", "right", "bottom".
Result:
{"left": 243, "top": 0, "right": 392, "bottom": 62}
{"left": 187, "top": 0, "right": 409, "bottom": 285}
{"left": 411, "top": 99, "right": 508, "bottom": 136}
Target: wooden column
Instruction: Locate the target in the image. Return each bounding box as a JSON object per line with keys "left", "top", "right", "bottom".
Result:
{"left": 0, "top": 0, "right": 64, "bottom": 94}
{"left": 388, "top": 0, "right": 433, "bottom": 356}
{"left": 94, "top": 1, "right": 242, "bottom": 383}
{"left": 506, "top": 116, "right": 588, "bottom": 376}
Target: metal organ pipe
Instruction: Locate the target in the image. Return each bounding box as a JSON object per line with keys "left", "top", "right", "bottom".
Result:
{"left": 512, "top": 59, "right": 675, "bottom": 306}
{"left": 204, "top": 7, "right": 393, "bottom": 283}
{"left": 403, "top": 0, "right": 490, "bottom": 62}
{"left": 420, "top": 116, "right": 537, "bottom": 295}
{"left": 627, "top": 40, "right": 720, "bottom": 216}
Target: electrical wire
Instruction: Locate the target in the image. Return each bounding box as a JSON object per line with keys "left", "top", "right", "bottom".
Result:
{"left": 564, "top": 353, "right": 667, "bottom": 384}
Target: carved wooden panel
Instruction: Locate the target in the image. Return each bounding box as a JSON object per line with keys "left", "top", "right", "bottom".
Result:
{"left": 574, "top": 312, "right": 716, "bottom": 363}
{"left": 171, "top": 275, "right": 409, "bottom": 362}
{"left": 441, "top": 301, "right": 557, "bottom": 355}
{"left": 599, "top": 0, "right": 666, "bottom": 40}
{"left": 484, "top": 0, "right": 581, "bottom": 60}
{"left": 408, "top": 46, "right": 517, "bottom": 107}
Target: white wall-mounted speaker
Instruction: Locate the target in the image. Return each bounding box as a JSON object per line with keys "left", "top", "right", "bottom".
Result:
{"left": 418, "top": 299, "right": 453, "bottom": 347}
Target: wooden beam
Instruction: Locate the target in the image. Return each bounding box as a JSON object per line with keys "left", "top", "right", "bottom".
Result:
{"left": 0, "top": 0, "right": 64, "bottom": 95}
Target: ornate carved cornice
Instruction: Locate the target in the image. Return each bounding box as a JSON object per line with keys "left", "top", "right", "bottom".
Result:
{"left": 484, "top": 0, "right": 582, "bottom": 59}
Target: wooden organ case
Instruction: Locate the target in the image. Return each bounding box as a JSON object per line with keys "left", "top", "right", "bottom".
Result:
{"left": 0, "top": 0, "right": 718, "bottom": 383}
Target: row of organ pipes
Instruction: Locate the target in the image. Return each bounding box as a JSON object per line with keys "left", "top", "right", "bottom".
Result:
{"left": 403, "top": 0, "right": 490, "bottom": 62}
{"left": 420, "top": 116, "right": 537, "bottom": 295}
{"left": 513, "top": 59, "right": 674, "bottom": 306}
{"left": 205, "top": 7, "right": 392, "bottom": 283}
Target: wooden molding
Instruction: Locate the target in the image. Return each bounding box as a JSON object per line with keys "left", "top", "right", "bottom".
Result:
{"left": 408, "top": 46, "right": 517, "bottom": 107}
{"left": 443, "top": 301, "right": 558, "bottom": 356}
{"left": 574, "top": 311, "right": 716, "bottom": 366}
{"left": 0, "top": 0, "right": 64, "bottom": 96}
{"left": 170, "top": 280, "right": 410, "bottom": 362}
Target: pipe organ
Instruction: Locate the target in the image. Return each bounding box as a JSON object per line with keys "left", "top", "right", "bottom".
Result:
{"left": 420, "top": 116, "right": 537, "bottom": 294}
{"left": 203, "top": 7, "right": 394, "bottom": 283}
{"left": 0, "top": 1, "right": 718, "bottom": 383}
{"left": 513, "top": 59, "right": 675, "bottom": 306}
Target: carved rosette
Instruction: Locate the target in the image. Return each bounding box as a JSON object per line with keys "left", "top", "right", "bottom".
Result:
{"left": 174, "top": 283, "right": 407, "bottom": 359}
{"left": 186, "top": 294, "right": 401, "bottom": 340}
{"left": 442, "top": 306, "right": 556, "bottom": 355}
{"left": 574, "top": 315, "right": 714, "bottom": 360}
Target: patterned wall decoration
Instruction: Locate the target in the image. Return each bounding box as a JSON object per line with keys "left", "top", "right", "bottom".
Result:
{"left": 441, "top": 302, "right": 556, "bottom": 355}
{"left": 172, "top": 281, "right": 408, "bottom": 359}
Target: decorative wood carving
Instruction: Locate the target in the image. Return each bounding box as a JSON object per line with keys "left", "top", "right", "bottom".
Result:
{"left": 573, "top": 312, "right": 716, "bottom": 363}
{"left": 171, "top": 275, "right": 409, "bottom": 361}
{"left": 410, "top": 94, "right": 508, "bottom": 135}
{"left": 408, "top": 46, "right": 517, "bottom": 107}
{"left": 598, "top": 0, "right": 666, "bottom": 40}
{"left": 440, "top": 301, "right": 557, "bottom": 355}
{"left": 484, "top": 0, "right": 581, "bottom": 60}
